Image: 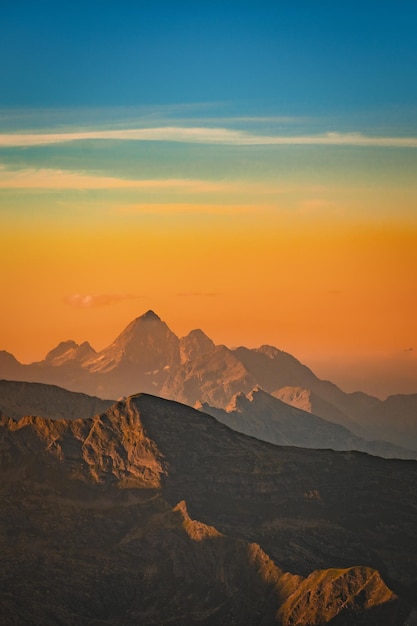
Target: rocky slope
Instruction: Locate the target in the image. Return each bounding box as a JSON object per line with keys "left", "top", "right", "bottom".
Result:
{"left": 43, "top": 339, "right": 96, "bottom": 366}
{"left": 0, "top": 379, "right": 113, "bottom": 421}
{"left": 274, "top": 387, "right": 417, "bottom": 451}
{"left": 199, "top": 387, "right": 416, "bottom": 459}
{"left": 365, "top": 393, "right": 417, "bottom": 449}
{"left": 1, "top": 310, "right": 417, "bottom": 450}
{"left": 1, "top": 392, "right": 416, "bottom": 624}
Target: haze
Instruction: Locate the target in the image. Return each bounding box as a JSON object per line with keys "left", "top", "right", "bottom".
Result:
{"left": 1, "top": 2, "right": 417, "bottom": 399}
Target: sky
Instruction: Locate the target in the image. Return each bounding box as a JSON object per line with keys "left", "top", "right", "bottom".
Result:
{"left": 1, "top": 1, "right": 417, "bottom": 398}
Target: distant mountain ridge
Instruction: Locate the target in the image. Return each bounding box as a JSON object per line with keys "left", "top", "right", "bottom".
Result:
{"left": 1, "top": 310, "right": 416, "bottom": 450}
{"left": 199, "top": 387, "right": 416, "bottom": 460}
{"left": 0, "top": 379, "right": 113, "bottom": 421}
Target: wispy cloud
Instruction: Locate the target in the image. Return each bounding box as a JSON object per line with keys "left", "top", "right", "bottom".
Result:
{"left": 0, "top": 164, "right": 296, "bottom": 197}
{"left": 1, "top": 127, "right": 416, "bottom": 148}
{"left": 0, "top": 166, "right": 234, "bottom": 191}
{"left": 64, "top": 293, "right": 140, "bottom": 308}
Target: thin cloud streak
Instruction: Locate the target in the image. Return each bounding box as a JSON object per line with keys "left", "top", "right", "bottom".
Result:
{"left": 0, "top": 165, "right": 294, "bottom": 195}
{"left": 0, "top": 127, "right": 417, "bottom": 148}
{"left": 0, "top": 166, "right": 234, "bottom": 192}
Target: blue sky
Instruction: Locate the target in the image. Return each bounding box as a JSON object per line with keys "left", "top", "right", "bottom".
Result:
{"left": 2, "top": 1, "right": 417, "bottom": 118}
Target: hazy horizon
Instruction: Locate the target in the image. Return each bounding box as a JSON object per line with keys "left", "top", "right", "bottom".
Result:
{"left": 1, "top": 2, "right": 416, "bottom": 400}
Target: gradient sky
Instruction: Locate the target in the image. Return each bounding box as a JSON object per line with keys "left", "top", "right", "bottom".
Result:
{"left": 1, "top": 1, "right": 417, "bottom": 397}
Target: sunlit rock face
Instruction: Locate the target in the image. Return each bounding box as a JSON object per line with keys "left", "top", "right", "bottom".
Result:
{"left": 0, "top": 391, "right": 416, "bottom": 624}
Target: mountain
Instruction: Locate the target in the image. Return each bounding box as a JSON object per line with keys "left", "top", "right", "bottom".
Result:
{"left": 43, "top": 339, "right": 96, "bottom": 366}
{"left": 365, "top": 393, "right": 417, "bottom": 449}
{"left": 161, "top": 344, "right": 256, "bottom": 408}
{"left": 0, "top": 350, "right": 22, "bottom": 377}
{"left": 1, "top": 310, "right": 417, "bottom": 450}
{"left": 84, "top": 310, "right": 179, "bottom": 374}
{"left": 1, "top": 392, "right": 416, "bottom": 624}
{"left": 179, "top": 328, "right": 215, "bottom": 364}
{"left": 274, "top": 386, "right": 417, "bottom": 451}
{"left": 2, "top": 378, "right": 412, "bottom": 469}
{"left": 0, "top": 379, "right": 113, "bottom": 421}
{"left": 81, "top": 310, "right": 181, "bottom": 398}
{"left": 231, "top": 346, "right": 381, "bottom": 436}
{"left": 199, "top": 387, "right": 417, "bottom": 460}
{"left": 273, "top": 385, "right": 355, "bottom": 428}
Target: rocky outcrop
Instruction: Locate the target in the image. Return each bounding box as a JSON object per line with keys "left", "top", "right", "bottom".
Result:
{"left": 277, "top": 566, "right": 401, "bottom": 625}
{"left": 1, "top": 392, "right": 413, "bottom": 624}
{"left": 0, "top": 399, "right": 165, "bottom": 488}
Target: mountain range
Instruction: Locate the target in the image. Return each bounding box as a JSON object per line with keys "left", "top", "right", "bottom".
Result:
{"left": 1, "top": 391, "right": 417, "bottom": 625}
{"left": 199, "top": 387, "right": 416, "bottom": 460}
{"left": 1, "top": 310, "right": 416, "bottom": 453}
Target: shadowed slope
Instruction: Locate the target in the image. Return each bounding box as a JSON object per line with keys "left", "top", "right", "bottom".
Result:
{"left": 127, "top": 395, "right": 417, "bottom": 588}
{"left": 198, "top": 387, "right": 417, "bottom": 460}
{"left": 0, "top": 392, "right": 414, "bottom": 624}
{"left": 0, "top": 379, "right": 113, "bottom": 421}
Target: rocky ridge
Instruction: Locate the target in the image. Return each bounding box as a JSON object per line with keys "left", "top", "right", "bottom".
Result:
{"left": 1, "top": 392, "right": 415, "bottom": 624}
{"left": 199, "top": 386, "right": 417, "bottom": 459}
{"left": 0, "top": 379, "right": 113, "bottom": 422}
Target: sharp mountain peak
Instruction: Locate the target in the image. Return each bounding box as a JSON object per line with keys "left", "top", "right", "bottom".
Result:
{"left": 137, "top": 309, "right": 162, "bottom": 322}
{"left": 45, "top": 340, "right": 79, "bottom": 360}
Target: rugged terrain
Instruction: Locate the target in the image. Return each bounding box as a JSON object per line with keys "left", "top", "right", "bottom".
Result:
{"left": 2, "top": 378, "right": 415, "bottom": 463}
{"left": 1, "top": 310, "right": 417, "bottom": 451}
{"left": 199, "top": 387, "right": 416, "bottom": 460}
{"left": 0, "top": 379, "right": 113, "bottom": 421}
{"left": 1, "top": 392, "right": 417, "bottom": 624}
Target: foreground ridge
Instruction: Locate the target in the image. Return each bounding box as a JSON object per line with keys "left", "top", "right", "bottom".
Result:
{"left": 0, "top": 392, "right": 416, "bottom": 623}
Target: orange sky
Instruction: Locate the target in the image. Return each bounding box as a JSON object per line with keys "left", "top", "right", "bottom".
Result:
{"left": 2, "top": 199, "right": 417, "bottom": 393}
{"left": 1, "top": 105, "right": 417, "bottom": 399}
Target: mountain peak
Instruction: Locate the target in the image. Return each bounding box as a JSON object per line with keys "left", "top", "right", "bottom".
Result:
{"left": 84, "top": 311, "right": 180, "bottom": 381}
{"left": 139, "top": 310, "right": 161, "bottom": 322}
{"left": 179, "top": 328, "right": 215, "bottom": 364}
{"left": 45, "top": 340, "right": 79, "bottom": 362}
{"left": 44, "top": 340, "right": 96, "bottom": 366}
